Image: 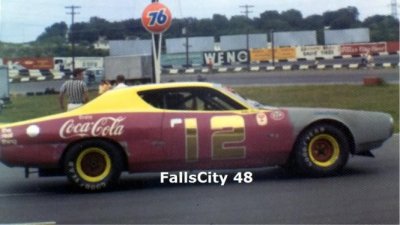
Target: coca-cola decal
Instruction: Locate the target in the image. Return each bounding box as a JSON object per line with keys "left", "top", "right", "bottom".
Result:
{"left": 59, "top": 116, "right": 126, "bottom": 139}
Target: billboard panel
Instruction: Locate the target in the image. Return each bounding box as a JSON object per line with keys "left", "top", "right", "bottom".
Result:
{"left": 109, "top": 40, "right": 152, "bottom": 56}
{"left": 324, "top": 28, "right": 370, "bottom": 45}
{"left": 3, "top": 57, "right": 53, "bottom": 70}
{"left": 340, "top": 42, "right": 386, "bottom": 55}
{"left": 166, "top": 36, "right": 214, "bottom": 54}
{"left": 220, "top": 34, "right": 268, "bottom": 50}
{"left": 0, "top": 67, "right": 9, "bottom": 99}
{"left": 273, "top": 31, "right": 317, "bottom": 47}
{"left": 296, "top": 45, "right": 340, "bottom": 59}
{"left": 250, "top": 47, "right": 296, "bottom": 62}
{"left": 220, "top": 35, "right": 246, "bottom": 50}
{"left": 387, "top": 41, "right": 400, "bottom": 53}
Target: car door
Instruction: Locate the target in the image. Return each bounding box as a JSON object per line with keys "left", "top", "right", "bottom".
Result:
{"left": 159, "top": 87, "right": 273, "bottom": 171}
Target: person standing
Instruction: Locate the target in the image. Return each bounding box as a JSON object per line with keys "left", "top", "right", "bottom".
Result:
{"left": 113, "top": 74, "right": 128, "bottom": 89}
{"left": 59, "top": 68, "right": 89, "bottom": 111}
{"left": 98, "top": 79, "right": 112, "bottom": 95}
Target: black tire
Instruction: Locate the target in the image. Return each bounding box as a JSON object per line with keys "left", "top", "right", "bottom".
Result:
{"left": 64, "top": 139, "right": 124, "bottom": 191}
{"left": 291, "top": 124, "right": 350, "bottom": 176}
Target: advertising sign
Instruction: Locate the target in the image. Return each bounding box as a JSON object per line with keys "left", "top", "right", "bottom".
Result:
{"left": 203, "top": 50, "right": 249, "bottom": 65}
{"left": 340, "top": 42, "right": 387, "bottom": 55}
{"left": 250, "top": 48, "right": 296, "bottom": 62}
{"left": 296, "top": 45, "right": 340, "bottom": 59}
{"left": 141, "top": 2, "right": 172, "bottom": 34}
{"left": 3, "top": 57, "right": 54, "bottom": 70}
{"left": 386, "top": 41, "right": 399, "bottom": 53}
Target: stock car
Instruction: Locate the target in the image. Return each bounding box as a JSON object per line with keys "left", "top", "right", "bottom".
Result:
{"left": 0, "top": 82, "right": 394, "bottom": 191}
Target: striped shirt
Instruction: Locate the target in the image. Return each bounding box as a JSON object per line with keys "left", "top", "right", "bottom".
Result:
{"left": 60, "top": 80, "right": 88, "bottom": 104}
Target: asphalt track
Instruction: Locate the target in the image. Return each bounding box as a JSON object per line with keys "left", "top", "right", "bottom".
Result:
{"left": 8, "top": 68, "right": 400, "bottom": 94}
{"left": 0, "top": 134, "right": 398, "bottom": 224}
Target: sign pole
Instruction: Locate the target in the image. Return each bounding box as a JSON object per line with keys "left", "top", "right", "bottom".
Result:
{"left": 142, "top": 1, "right": 172, "bottom": 83}
{"left": 151, "top": 33, "right": 163, "bottom": 83}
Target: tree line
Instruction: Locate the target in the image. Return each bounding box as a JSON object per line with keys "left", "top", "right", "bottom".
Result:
{"left": 1, "top": 6, "right": 398, "bottom": 58}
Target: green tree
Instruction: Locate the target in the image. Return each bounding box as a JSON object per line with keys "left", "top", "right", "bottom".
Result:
{"left": 281, "top": 9, "right": 303, "bottom": 29}
{"left": 363, "top": 15, "right": 399, "bottom": 41}
{"left": 323, "top": 6, "right": 361, "bottom": 29}
{"left": 36, "top": 22, "right": 68, "bottom": 44}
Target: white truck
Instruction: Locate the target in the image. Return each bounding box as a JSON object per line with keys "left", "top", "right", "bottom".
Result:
{"left": 103, "top": 55, "right": 153, "bottom": 84}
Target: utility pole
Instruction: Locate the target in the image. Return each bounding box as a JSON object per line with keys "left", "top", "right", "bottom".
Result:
{"left": 390, "top": 0, "right": 398, "bottom": 19}
{"left": 65, "top": 5, "right": 81, "bottom": 71}
{"left": 240, "top": 4, "right": 253, "bottom": 69}
{"left": 182, "top": 27, "right": 191, "bottom": 67}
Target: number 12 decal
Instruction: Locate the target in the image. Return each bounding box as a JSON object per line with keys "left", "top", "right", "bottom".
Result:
{"left": 184, "top": 115, "right": 246, "bottom": 162}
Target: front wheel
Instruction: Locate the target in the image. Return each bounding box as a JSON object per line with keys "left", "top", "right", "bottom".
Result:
{"left": 64, "top": 139, "right": 124, "bottom": 191}
{"left": 291, "top": 124, "right": 350, "bottom": 176}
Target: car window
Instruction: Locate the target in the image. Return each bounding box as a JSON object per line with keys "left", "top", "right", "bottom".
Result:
{"left": 139, "top": 87, "right": 247, "bottom": 111}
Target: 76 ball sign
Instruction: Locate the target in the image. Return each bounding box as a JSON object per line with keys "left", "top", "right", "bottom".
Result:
{"left": 141, "top": 2, "right": 172, "bottom": 34}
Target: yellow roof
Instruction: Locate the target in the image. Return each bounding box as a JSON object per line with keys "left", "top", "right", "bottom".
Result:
{"left": 0, "top": 82, "right": 231, "bottom": 127}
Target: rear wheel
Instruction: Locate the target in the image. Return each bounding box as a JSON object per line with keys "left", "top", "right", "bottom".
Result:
{"left": 64, "top": 139, "right": 124, "bottom": 191}
{"left": 292, "top": 124, "right": 350, "bottom": 176}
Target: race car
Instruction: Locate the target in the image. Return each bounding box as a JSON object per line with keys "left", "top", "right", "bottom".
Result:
{"left": 0, "top": 82, "right": 394, "bottom": 191}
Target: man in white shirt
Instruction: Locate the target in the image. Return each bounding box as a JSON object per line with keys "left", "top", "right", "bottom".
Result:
{"left": 113, "top": 74, "right": 128, "bottom": 89}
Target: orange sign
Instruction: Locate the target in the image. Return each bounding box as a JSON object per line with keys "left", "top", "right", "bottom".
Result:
{"left": 141, "top": 2, "right": 172, "bottom": 34}
{"left": 3, "top": 57, "right": 54, "bottom": 70}
{"left": 250, "top": 48, "right": 296, "bottom": 62}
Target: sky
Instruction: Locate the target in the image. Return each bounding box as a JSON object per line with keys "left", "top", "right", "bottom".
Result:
{"left": 0, "top": 0, "right": 395, "bottom": 43}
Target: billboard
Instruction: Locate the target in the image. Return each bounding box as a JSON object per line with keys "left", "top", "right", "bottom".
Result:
{"left": 296, "top": 45, "right": 340, "bottom": 58}
{"left": 3, "top": 57, "right": 54, "bottom": 70}
{"left": 109, "top": 40, "right": 152, "bottom": 56}
{"left": 220, "top": 34, "right": 268, "bottom": 50}
{"left": 340, "top": 42, "right": 387, "bottom": 55}
{"left": 166, "top": 36, "right": 214, "bottom": 54}
{"left": 324, "top": 28, "right": 370, "bottom": 45}
{"left": 273, "top": 31, "right": 317, "bottom": 47}
{"left": 0, "top": 67, "right": 9, "bottom": 99}
{"left": 250, "top": 47, "right": 296, "bottom": 62}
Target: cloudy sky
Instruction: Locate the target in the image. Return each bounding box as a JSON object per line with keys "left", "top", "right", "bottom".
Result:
{"left": 0, "top": 0, "right": 394, "bottom": 43}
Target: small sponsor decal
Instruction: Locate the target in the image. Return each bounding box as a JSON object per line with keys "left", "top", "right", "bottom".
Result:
{"left": 256, "top": 112, "right": 268, "bottom": 126}
{"left": 1, "top": 128, "right": 14, "bottom": 139}
{"left": 1, "top": 128, "right": 17, "bottom": 145}
{"left": 270, "top": 110, "right": 285, "bottom": 121}
{"left": 59, "top": 116, "right": 126, "bottom": 139}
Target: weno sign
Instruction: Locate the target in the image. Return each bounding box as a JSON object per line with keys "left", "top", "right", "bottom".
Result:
{"left": 59, "top": 117, "right": 126, "bottom": 139}
{"left": 340, "top": 42, "right": 387, "bottom": 55}
{"left": 3, "top": 57, "right": 54, "bottom": 70}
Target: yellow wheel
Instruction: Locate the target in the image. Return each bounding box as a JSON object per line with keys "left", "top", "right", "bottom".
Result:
{"left": 292, "top": 124, "right": 350, "bottom": 176}
{"left": 308, "top": 134, "right": 340, "bottom": 168}
{"left": 76, "top": 148, "right": 112, "bottom": 183}
{"left": 64, "top": 139, "right": 124, "bottom": 191}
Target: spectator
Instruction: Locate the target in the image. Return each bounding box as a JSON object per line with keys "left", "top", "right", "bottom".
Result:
{"left": 98, "top": 79, "right": 112, "bottom": 95}
{"left": 59, "top": 68, "right": 89, "bottom": 111}
{"left": 113, "top": 74, "right": 128, "bottom": 89}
